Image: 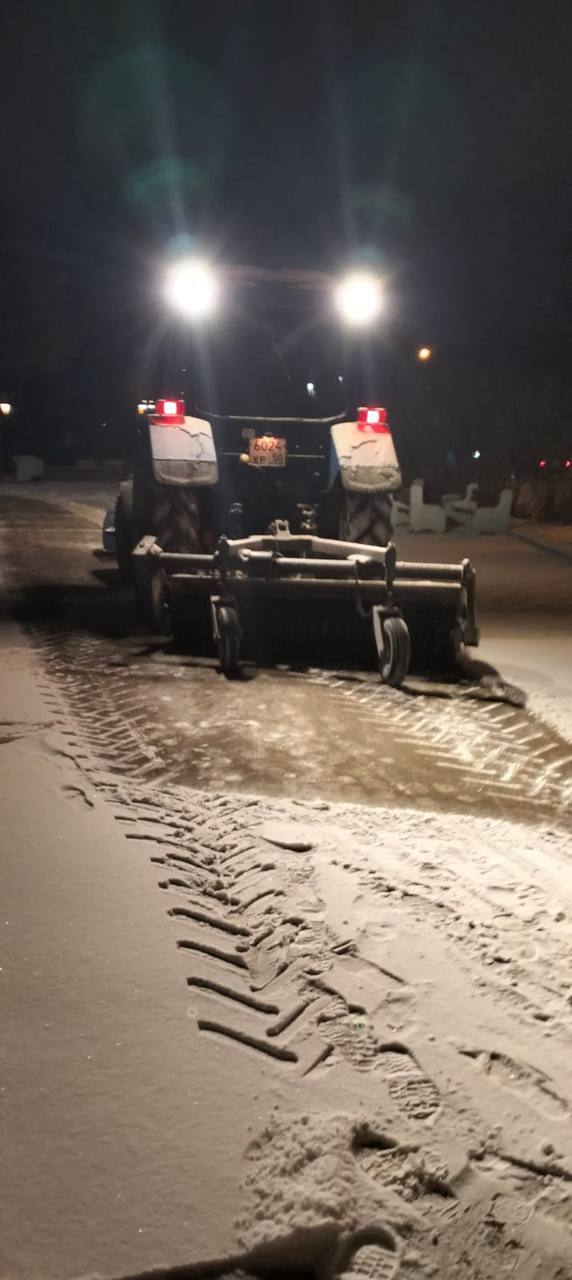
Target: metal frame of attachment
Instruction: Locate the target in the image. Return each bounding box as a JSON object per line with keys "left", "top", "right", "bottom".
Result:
{"left": 133, "top": 522, "right": 479, "bottom": 682}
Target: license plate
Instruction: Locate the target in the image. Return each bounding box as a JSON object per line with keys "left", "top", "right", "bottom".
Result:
{"left": 249, "top": 435, "right": 287, "bottom": 467}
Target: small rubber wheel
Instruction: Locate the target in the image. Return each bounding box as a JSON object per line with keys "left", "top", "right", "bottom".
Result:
{"left": 379, "top": 615, "right": 410, "bottom": 688}
{"left": 217, "top": 605, "right": 241, "bottom": 678}
{"left": 446, "top": 623, "right": 463, "bottom": 671}
{"left": 415, "top": 616, "right": 463, "bottom": 674}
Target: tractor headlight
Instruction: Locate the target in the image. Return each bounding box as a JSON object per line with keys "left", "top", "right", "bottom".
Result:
{"left": 164, "top": 258, "right": 220, "bottom": 320}
{"left": 333, "top": 271, "right": 384, "bottom": 327}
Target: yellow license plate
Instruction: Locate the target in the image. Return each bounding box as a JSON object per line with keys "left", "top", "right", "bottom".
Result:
{"left": 249, "top": 435, "right": 287, "bottom": 467}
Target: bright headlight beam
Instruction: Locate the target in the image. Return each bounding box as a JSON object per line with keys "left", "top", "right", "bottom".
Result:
{"left": 334, "top": 272, "right": 384, "bottom": 327}
{"left": 164, "top": 258, "right": 220, "bottom": 320}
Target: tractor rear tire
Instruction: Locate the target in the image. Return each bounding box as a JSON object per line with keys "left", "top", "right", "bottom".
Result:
{"left": 153, "top": 487, "right": 201, "bottom": 553}
{"left": 340, "top": 491, "right": 393, "bottom": 546}
{"left": 135, "top": 486, "right": 201, "bottom": 637}
{"left": 115, "top": 480, "right": 135, "bottom": 583}
{"left": 134, "top": 558, "right": 171, "bottom": 636}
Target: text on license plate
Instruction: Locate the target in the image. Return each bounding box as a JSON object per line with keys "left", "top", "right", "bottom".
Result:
{"left": 249, "top": 435, "right": 287, "bottom": 466}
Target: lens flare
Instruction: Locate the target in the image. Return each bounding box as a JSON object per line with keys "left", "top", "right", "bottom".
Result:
{"left": 334, "top": 272, "right": 384, "bottom": 327}
{"left": 164, "top": 258, "right": 220, "bottom": 319}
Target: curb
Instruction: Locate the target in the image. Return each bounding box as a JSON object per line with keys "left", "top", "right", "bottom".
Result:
{"left": 510, "top": 530, "right": 572, "bottom": 564}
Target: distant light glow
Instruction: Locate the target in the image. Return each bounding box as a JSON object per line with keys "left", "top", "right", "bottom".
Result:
{"left": 539, "top": 459, "right": 547, "bottom": 468}
{"left": 338, "top": 374, "right": 344, "bottom": 383}
{"left": 417, "top": 346, "right": 433, "bottom": 362}
{"left": 334, "top": 272, "right": 384, "bottom": 327}
{"left": 0, "top": 402, "right": 13, "bottom": 416}
{"left": 306, "top": 381, "right": 316, "bottom": 397}
{"left": 164, "top": 258, "right": 220, "bottom": 320}
{"left": 565, "top": 459, "right": 572, "bottom": 468}
{"left": 472, "top": 449, "right": 481, "bottom": 460}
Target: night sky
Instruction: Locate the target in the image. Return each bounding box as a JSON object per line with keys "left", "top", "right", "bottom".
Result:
{"left": 1, "top": 0, "right": 572, "bottom": 465}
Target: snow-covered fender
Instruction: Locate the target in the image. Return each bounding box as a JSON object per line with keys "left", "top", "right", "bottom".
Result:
{"left": 329, "top": 420, "right": 401, "bottom": 493}
{"left": 148, "top": 415, "right": 218, "bottom": 486}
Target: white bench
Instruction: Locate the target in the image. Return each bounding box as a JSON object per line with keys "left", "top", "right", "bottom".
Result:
{"left": 409, "top": 478, "right": 446, "bottom": 533}
{"left": 442, "top": 482, "right": 479, "bottom": 524}
{"left": 391, "top": 494, "right": 410, "bottom": 527}
{"left": 472, "top": 487, "right": 513, "bottom": 533}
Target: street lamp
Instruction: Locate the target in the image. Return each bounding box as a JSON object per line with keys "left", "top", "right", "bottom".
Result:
{"left": 164, "top": 258, "right": 220, "bottom": 320}
{"left": 416, "top": 346, "right": 433, "bottom": 362}
{"left": 0, "top": 402, "right": 13, "bottom": 479}
{"left": 333, "top": 272, "right": 384, "bottom": 327}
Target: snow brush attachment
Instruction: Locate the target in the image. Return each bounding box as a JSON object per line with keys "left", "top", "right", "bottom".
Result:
{"left": 133, "top": 524, "right": 478, "bottom": 686}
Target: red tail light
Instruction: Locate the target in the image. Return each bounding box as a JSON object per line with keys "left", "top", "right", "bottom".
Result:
{"left": 156, "top": 398, "right": 185, "bottom": 424}
{"left": 565, "top": 459, "right": 571, "bottom": 468}
{"left": 539, "top": 459, "right": 547, "bottom": 468}
{"left": 357, "top": 405, "right": 390, "bottom": 433}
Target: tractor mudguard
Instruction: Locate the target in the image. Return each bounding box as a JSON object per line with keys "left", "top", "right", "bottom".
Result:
{"left": 149, "top": 415, "right": 218, "bottom": 487}
{"left": 329, "top": 420, "right": 401, "bottom": 493}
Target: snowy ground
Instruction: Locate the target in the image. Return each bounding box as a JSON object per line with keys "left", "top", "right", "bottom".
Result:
{"left": 1, "top": 484, "right": 572, "bottom": 1280}
{"left": 6, "top": 479, "right": 572, "bottom": 749}
{"left": 479, "top": 617, "right": 572, "bottom": 746}
{"left": 398, "top": 525, "right": 572, "bottom": 745}
{"left": 0, "top": 478, "right": 118, "bottom": 523}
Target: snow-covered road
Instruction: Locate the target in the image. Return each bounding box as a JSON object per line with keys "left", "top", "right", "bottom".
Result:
{"left": 1, "top": 490, "right": 570, "bottom": 823}
{"left": 1, "top": 486, "right": 572, "bottom": 1280}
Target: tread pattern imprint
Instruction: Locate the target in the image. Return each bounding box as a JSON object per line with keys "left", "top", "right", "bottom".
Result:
{"left": 3, "top": 499, "right": 572, "bottom": 1279}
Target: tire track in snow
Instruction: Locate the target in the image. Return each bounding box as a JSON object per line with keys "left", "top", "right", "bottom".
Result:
{"left": 3, "top": 493, "right": 571, "bottom": 826}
